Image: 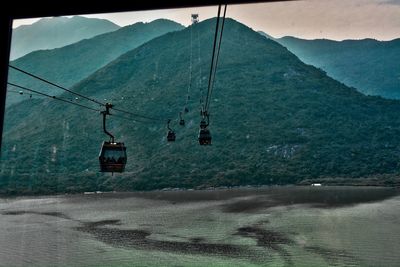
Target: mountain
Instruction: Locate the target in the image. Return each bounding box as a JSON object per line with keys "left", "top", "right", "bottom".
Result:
{"left": 6, "top": 19, "right": 185, "bottom": 107}
{"left": 10, "top": 16, "right": 120, "bottom": 60}
{"left": 277, "top": 36, "right": 400, "bottom": 99}
{"left": 257, "top": 31, "right": 274, "bottom": 40}
{"left": 2, "top": 18, "right": 400, "bottom": 195}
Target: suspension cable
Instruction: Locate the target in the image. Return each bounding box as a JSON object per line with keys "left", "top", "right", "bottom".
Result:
{"left": 7, "top": 82, "right": 102, "bottom": 112}
{"left": 203, "top": 5, "right": 222, "bottom": 114}
{"left": 205, "top": 4, "right": 227, "bottom": 112}
{"left": 7, "top": 89, "right": 45, "bottom": 97}
{"left": 8, "top": 82, "right": 161, "bottom": 125}
{"left": 9, "top": 65, "right": 105, "bottom": 107}
{"left": 8, "top": 65, "right": 166, "bottom": 122}
{"left": 198, "top": 17, "right": 204, "bottom": 109}
{"left": 109, "top": 113, "right": 154, "bottom": 124}
{"left": 111, "top": 106, "right": 164, "bottom": 122}
{"left": 185, "top": 23, "right": 193, "bottom": 110}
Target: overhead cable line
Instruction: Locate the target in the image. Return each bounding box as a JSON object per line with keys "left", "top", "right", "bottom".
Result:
{"left": 109, "top": 113, "right": 154, "bottom": 124}
{"left": 8, "top": 82, "right": 158, "bottom": 125}
{"left": 8, "top": 65, "right": 166, "bottom": 123}
{"left": 197, "top": 4, "right": 227, "bottom": 146}
{"left": 9, "top": 65, "right": 105, "bottom": 107}
{"left": 206, "top": 4, "right": 227, "bottom": 112}
{"left": 111, "top": 106, "right": 165, "bottom": 122}
{"left": 7, "top": 89, "right": 45, "bottom": 97}
{"left": 198, "top": 17, "right": 204, "bottom": 109}
{"left": 185, "top": 21, "right": 194, "bottom": 112}
{"left": 7, "top": 82, "right": 102, "bottom": 112}
{"left": 203, "top": 4, "right": 222, "bottom": 114}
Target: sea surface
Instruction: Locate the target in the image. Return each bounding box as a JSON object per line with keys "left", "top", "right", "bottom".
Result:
{"left": 0, "top": 186, "right": 399, "bottom": 267}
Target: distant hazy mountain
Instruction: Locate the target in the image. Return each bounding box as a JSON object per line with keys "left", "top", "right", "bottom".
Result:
{"left": 277, "top": 36, "right": 400, "bottom": 99}
{"left": 7, "top": 19, "right": 185, "bottom": 107}
{"left": 257, "top": 31, "right": 274, "bottom": 39}
{"left": 2, "top": 18, "right": 400, "bottom": 194}
{"left": 10, "top": 16, "right": 120, "bottom": 60}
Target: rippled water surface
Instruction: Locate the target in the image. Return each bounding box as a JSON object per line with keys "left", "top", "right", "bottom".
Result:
{"left": 0, "top": 186, "right": 399, "bottom": 267}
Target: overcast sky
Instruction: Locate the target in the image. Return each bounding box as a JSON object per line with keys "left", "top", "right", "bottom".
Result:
{"left": 12, "top": 0, "right": 400, "bottom": 41}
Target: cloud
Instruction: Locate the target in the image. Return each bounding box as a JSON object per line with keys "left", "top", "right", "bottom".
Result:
{"left": 378, "top": 0, "right": 400, "bottom": 5}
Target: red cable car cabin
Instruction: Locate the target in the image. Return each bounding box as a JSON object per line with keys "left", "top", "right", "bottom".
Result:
{"left": 98, "top": 142, "right": 127, "bottom": 172}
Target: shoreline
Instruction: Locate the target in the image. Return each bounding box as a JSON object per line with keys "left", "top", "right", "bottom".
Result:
{"left": 1, "top": 183, "right": 399, "bottom": 199}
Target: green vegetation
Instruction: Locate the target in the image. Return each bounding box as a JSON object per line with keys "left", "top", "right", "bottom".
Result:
{"left": 2, "top": 18, "right": 400, "bottom": 195}
{"left": 7, "top": 19, "right": 184, "bottom": 106}
{"left": 277, "top": 36, "right": 400, "bottom": 99}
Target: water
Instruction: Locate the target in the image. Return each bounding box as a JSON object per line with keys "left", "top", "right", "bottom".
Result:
{"left": 0, "top": 186, "right": 399, "bottom": 267}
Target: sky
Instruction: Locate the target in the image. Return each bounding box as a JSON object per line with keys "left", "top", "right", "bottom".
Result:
{"left": 12, "top": 0, "right": 400, "bottom": 41}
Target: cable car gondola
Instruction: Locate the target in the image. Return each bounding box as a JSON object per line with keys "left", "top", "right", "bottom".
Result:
{"left": 98, "top": 103, "right": 127, "bottom": 173}
{"left": 198, "top": 114, "right": 211, "bottom": 145}
{"left": 179, "top": 112, "right": 185, "bottom": 126}
{"left": 167, "top": 119, "right": 176, "bottom": 142}
{"left": 99, "top": 141, "right": 127, "bottom": 172}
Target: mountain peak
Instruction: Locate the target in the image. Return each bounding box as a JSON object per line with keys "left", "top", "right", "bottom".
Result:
{"left": 258, "top": 31, "right": 274, "bottom": 39}
{"left": 276, "top": 35, "right": 400, "bottom": 99}
{"left": 148, "top": 18, "right": 182, "bottom": 25}
{"left": 7, "top": 18, "right": 185, "bottom": 107}
{"left": 11, "top": 16, "right": 120, "bottom": 60}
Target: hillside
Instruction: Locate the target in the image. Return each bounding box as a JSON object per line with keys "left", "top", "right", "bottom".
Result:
{"left": 277, "top": 36, "right": 400, "bottom": 99}
{"left": 257, "top": 31, "right": 274, "bottom": 39}
{"left": 2, "top": 18, "right": 400, "bottom": 195}
{"left": 7, "top": 19, "right": 185, "bottom": 107}
{"left": 11, "top": 16, "right": 120, "bottom": 60}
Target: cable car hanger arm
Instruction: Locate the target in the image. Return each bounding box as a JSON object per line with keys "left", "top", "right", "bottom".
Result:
{"left": 102, "top": 103, "right": 115, "bottom": 143}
